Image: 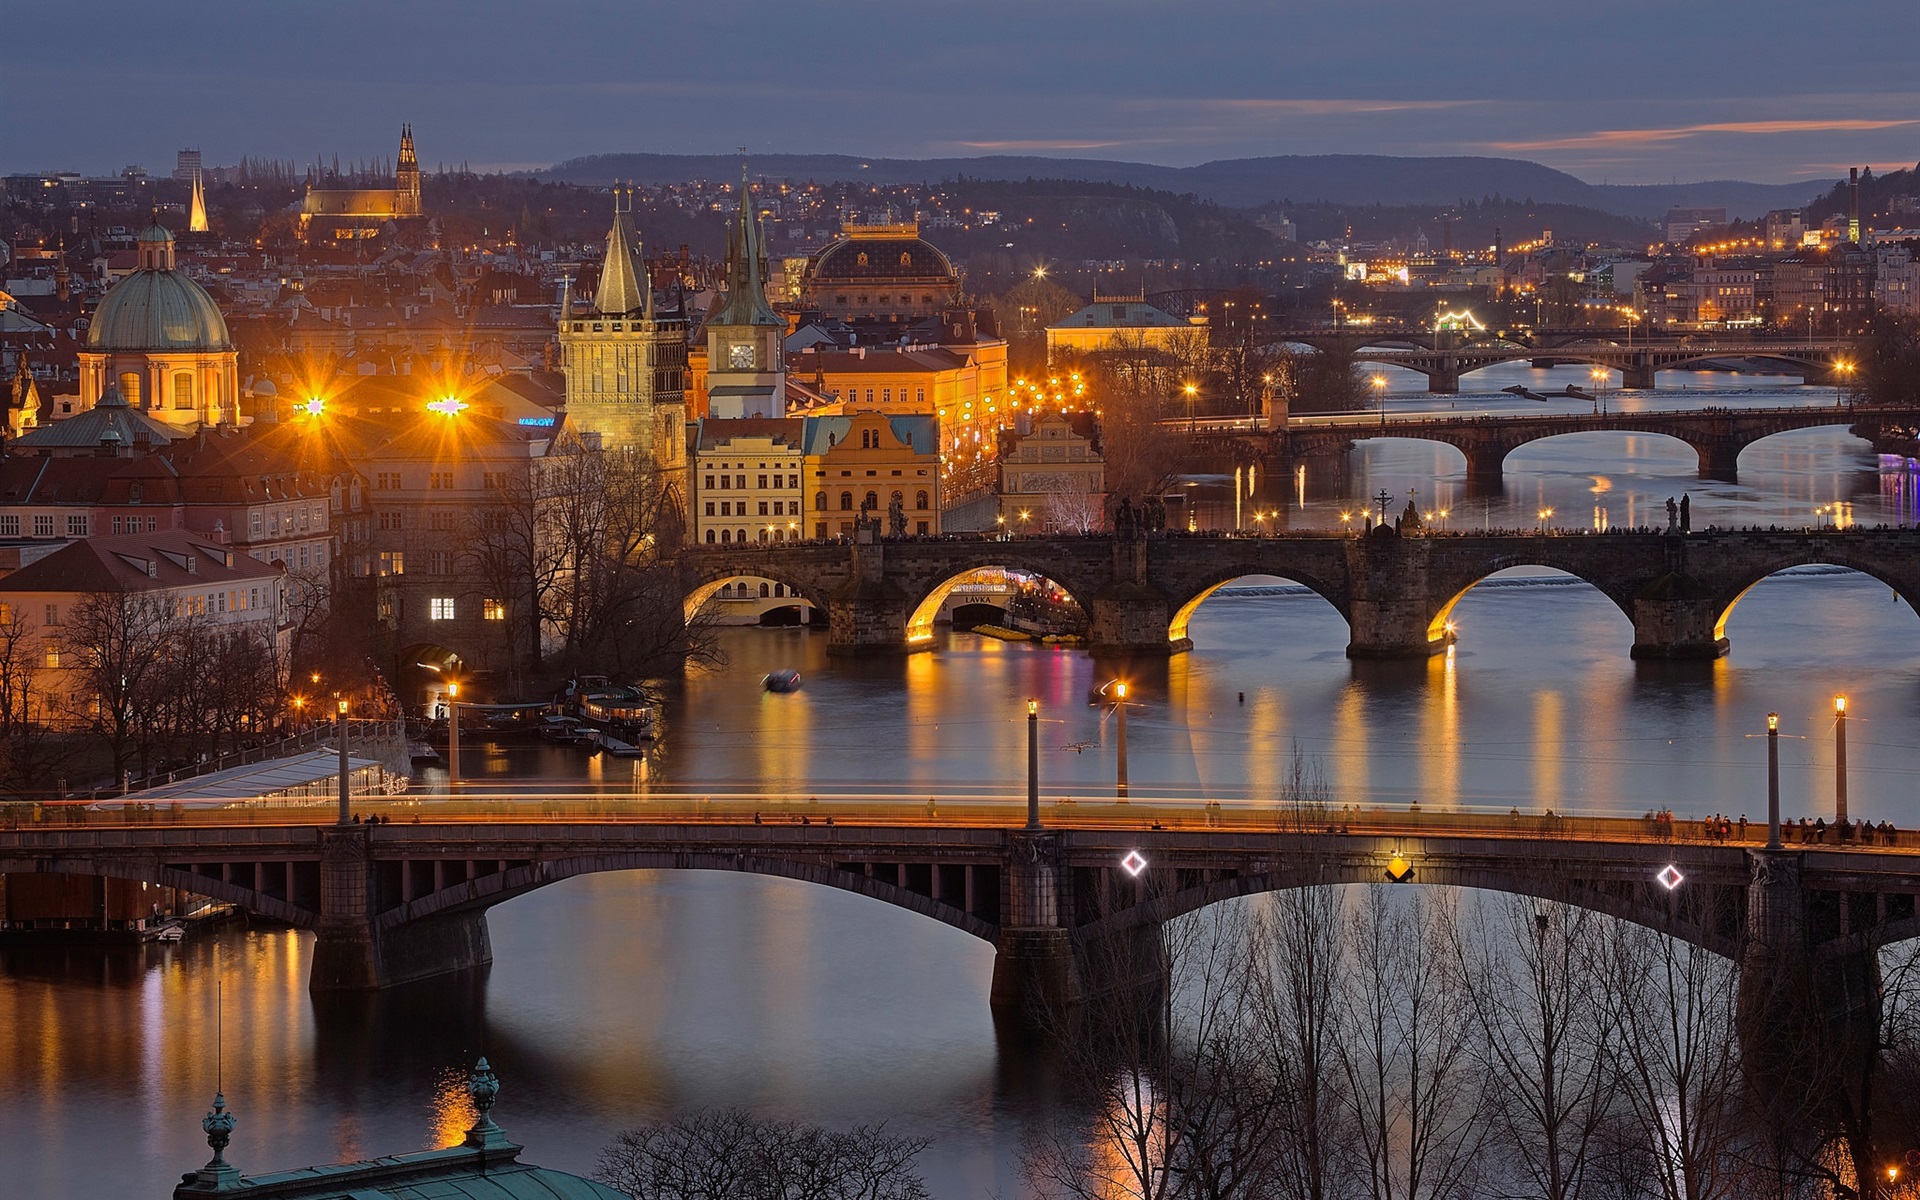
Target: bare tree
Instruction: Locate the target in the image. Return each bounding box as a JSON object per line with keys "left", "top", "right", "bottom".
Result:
{"left": 1044, "top": 478, "right": 1105, "bottom": 534}
{"left": 1457, "top": 896, "right": 1623, "bottom": 1200}
{"left": 0, "top": 605, "right": 68, "bottom": 795}
{"left": 1251, "top": 878, "right": 1352, "bottom": 1200}
{"left": 593, "top": 1108, "right": 931, "bottom": 1200}
{"left": 61, "top": 590, "right": 178, "bottom": 775}
{"left": 1609, "top": 917, "right": 1745, "bottom": 1200}
{"left": 1337, "top": 887, "right": 1487, "bottom": 1200}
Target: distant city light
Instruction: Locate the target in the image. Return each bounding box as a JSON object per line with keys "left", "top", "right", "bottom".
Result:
{"left": 1121, "top": 850, "right": 1148, "bottom": 877}
{"left": 427, "top": 396, "right": 467, "bottom": 416}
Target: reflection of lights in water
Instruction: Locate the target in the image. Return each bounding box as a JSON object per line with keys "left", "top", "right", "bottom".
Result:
{"left": 1589, "top": 475, "right": 1613, "bottom": 494}
{"left": 1592, "top": 506, "right": 1609, "bottom": 532}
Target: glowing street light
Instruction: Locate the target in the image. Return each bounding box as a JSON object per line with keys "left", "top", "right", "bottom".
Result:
{"left": 1026, "top": 698, "right": 1041, "bottom": 830}
{"left": 1114, "top": 681, "right": 1130, "bottom": 798}
{"left": 335, "top": 697, "right": 351, "bottom": 825}
{"left": 303, "top": 397, "right": 325, "bottom": 417}
{"left": 1372, "top": 374, "right": 1388, "bottom": 426}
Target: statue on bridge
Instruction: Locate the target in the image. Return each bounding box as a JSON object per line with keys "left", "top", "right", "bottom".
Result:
{"left": 1401, "top": 498, "right": 1423, "bottom": 533}
{"left": 1680, "top": 493, "right": 1691, "bottom": 533}
{"left": 887, "top": 492, "right": 907, "bottom": 538}
{"left": 1666, "top": 496, "right": 1679, "bottom": 534}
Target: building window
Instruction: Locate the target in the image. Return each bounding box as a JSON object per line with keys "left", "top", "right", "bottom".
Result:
{"left": 720, "top": 502, "right": 731, "bottom": 517}
{"left": 378, "top": 551, "right": 405, "bottom": 575}
{"left": 788, "top": 474, "right": 799, "bottom": 488}
{"left": 915, "top": 389, "right": 925, "bottom": 404}
{"left": 430, "top": 597, "right": 455, "bottom": 620}
{"left": 0, "top": 516, "right": 16, "bottom": 536}
{"left": 864, "top": 491, "right": 878, "bottom": 511}
{"left": 44, "top": 604, "right": 59, "bottom": 626}
{"left": 757, "top": 474, "right": 768, "bottom": 489}
{"left": 429, "top": 511, "right": 456, "bottom": 531}
{"left": 916, "top": 520, "right": 930, "bottom": 535}
{"left": 44, "top": 645, "right": 60, "bottom": 669}
{"left": 757, "top": 501, "right": 768, "bottom": 516}
{"left": 173, "top": 373, "right": 195, "bottom": 410}
{"left": 916, "top": 490, "right": 930, "bottom": 510}
{"left": 814, "top": 492, "right": 826, "bottom": 511}
{"left": 718, "top": 475, "right": 730, "bottom": 490}
{"left": 429, "top": 471, "right": 454, "bottom": 490}
{"left": 839, "top": 491, "right": 853, "bottom": 510}
{"left": 705, "top": 529, "right": 716, "bottom": 543}
{"left": 376, "top": 472, "right": 401, "bottom": 490}
{"left": 705, "top": 475, "right": 715, "bottom": 489}
{"left": 816, "top": 522, "right": 827, "bottom": 538}
{"left": 378, "top": 510, "right": 403, "bottom": 531}
{"left": 705, "top": 502, "right": 716, "bottom": 517}
{"left": 33, "top": 515, "right": 55, "bottom": 537}
{"left": 881, "top": 388, "right": 891, "bottom": 404}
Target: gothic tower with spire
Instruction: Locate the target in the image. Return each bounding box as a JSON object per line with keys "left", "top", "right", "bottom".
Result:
{"left": 396, "top": 124, "right": 421, "bottom": 218}
{"left": 188, "top": 169, "right": 209, "bottom": 233}
{"left": 702, "top": 165, "right": 787, "bottom": 419}
{"left": 558, "top": 187, "right": 689, "bottom": 512}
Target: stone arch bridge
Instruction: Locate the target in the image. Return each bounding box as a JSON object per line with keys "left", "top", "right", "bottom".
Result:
{"left": 1266, "top": 405, "right": 1909, "bottom": 487}
{"left": 680, "top": 528, "right": 1920, "bottom": 660}
{"left": 1268, "top": 334, "right": 1855, "bottom": 394}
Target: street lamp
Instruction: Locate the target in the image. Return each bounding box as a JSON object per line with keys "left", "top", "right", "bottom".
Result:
{"left": 1537, "top": 507, "right": 1555, "bottom": 533}
{"left": 1589, "top": 366, "right": 1609, "bottom": 414}
{"left": 1184, "top": 382, "right": 1198, "bottom": 433}
{"left": 1835, "top": 696, "right": 1849, "bottom": 825}
{"left": 447, "top": 681, "right": 461, "bottom": 787}
{"left": 335, "top": 698, "right": 351, "bottom": 825}
{"left": 1026, "top": 699, "right": 1041, "bottom": 830}
{"left": 1372, "top": 375, "right": 1388, "bottom": 427}
{"left": 1766, "top": 711, "right": 1782, "bottom": 849}
{"left": 1114, "top": 682, "right": 1130, "bottom": 798}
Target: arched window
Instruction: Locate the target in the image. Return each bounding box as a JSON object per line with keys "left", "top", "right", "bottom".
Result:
{"left": 758, "top": 528, "right": 769, "bottom": 542}
{"left": 705, "top": 529, "right": 716, "bottom": 543}
{"left": 172, "top": 373, "right": 194, "bottom": 410}
{"left": 916, "top": 490, "right": 930, "bottom": 510}
{"left": 759, "top": 582, "right": 770, "bottom": 597}
{"left": 720, "top": 529, "right": 731, "bottom": 543}
{"left": 773, "top": 529, "right": 784, "bottom": 543}
{"left": 864, "top": 491, "right": 878, "bottom": 511}
{"left": 815, "top": 491, "right": 827, "bottom": 511}
{"left": 839, "top": 491, "right": 853, "bottom": 511}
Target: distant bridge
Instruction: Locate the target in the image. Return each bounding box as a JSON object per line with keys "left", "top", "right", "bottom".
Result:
{"left": 1250, "top": 403, "right": 1912, "bottom": 485}
{"left": 679, "top": 528, "right": 1920, "bottom": 660}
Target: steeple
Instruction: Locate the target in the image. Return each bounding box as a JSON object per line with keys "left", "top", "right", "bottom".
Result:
{"left": 707, "top": 162, "right": 781, "bottom": 328}
{"left": 592, "top": 186, "right": 647, "bottom": 316}
{"left": 396, "top": 124, "right": 421, "bottom": 218}
{"left": 188, "top": 170, "right": 209, "bottom": 233}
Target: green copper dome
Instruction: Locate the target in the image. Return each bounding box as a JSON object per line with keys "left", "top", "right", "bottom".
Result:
{"left": 87, "top": 262, "right": 231, "bottom": 353}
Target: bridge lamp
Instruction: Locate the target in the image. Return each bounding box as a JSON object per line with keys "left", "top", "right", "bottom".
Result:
{"left": 1385, "top": 853, "right": 1414, "bottom": 883}
{"left": 1657, "top": 864, "right": 1685, "bottom": 890}
{"left": 1121, "top": 850, "right": 1148, "bottom": 877}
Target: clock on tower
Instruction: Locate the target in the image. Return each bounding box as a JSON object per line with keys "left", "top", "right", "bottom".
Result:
{"left": 727, "top": 342, "right": 756, "bottom": 370}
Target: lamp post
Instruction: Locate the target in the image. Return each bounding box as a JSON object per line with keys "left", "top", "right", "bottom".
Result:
{"left": 336, "top": 698, "right": 351, "bottom": 825}
{"left": 1767, "top": 711, "right": 1782, "bottom": 850}
{"left": 447, "top": 681, "right": 460, "bottom": 787}
{"left": 1372, "top": 375, "right": 1388, "bottom": 428}
{"left": 1835, "top": 696, "right": 1849, "bottom": 825}
{"left": 1115, "top": 682, "right": 1130, "bottom": 798}
{"left": 1026, "top": 699, "right": 1041, "bottom": 830}
{"left": 1184, "top": 382, "right": 1198, "bottom": 434}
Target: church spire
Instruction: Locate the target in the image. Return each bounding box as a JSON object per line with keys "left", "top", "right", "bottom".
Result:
{"left": 188, "top": 170, "right": 209, "bottom": 233}
{"left": 592, "top": 185, "right": 647, "bottom": 316}
{"left": 707, "top": 160, "right": 781, "bottom": 328}
{"left": 396, "top": 124, "right": 421, "bottom": 218}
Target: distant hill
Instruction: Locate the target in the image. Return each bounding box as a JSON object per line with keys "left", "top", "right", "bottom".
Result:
{"left": 533, "top": 153, "right": 1830, "bottom": 221}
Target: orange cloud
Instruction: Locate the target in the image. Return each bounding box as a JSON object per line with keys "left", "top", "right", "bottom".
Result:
{"left": 1493, "top": 118, "right": 1918, "bottom": 152}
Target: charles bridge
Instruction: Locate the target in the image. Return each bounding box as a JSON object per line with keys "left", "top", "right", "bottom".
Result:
{"left": 679, "top": 527, "right": 1920, "bottom": 661}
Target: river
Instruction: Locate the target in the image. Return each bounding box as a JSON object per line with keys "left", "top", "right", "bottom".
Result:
{"left": 4, "top": 382, "right": 1920, "bottom": 1198}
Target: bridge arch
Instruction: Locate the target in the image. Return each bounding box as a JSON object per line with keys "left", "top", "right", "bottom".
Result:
{"left": 1425, "top": 560, "right": 1640, "bottom": 645}
{"left": 683, "top": 563, "right": 832, "bottom": 623}
{"left": 1076, "top": 868, "right": 1740, "bottom": 959}
{"left": 1712, "top": 558, "right": 1920, "bottom": 643}
{"left": 0, "top": 856, "right": 319, "bottom": 929}
{"left": 903, "top": 555, "right": 1102, "bottom": 645}
{"left": 375, "top": 851, "right": 997, "bottom": 943}
{"left": 1166, "top": 568, "right": 1351, "bottom": 647}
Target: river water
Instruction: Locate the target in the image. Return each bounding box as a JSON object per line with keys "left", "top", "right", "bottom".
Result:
{"left": 6, "top": 370, "right": 1920, "bottom": 1198}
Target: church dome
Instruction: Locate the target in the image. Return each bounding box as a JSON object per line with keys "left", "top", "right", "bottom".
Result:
{"left": 87, "top": 264, "right": 231, "bottom": 353}
{"left": 808, "top": 227, "right": 955, "bottom": 282}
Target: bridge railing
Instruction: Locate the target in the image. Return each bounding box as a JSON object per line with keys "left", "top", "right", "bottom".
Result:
{"left": 0, "top": 794, "right": 1902, "bottom": 851}
{"left": 45, "top": 719, "right": 411, "bottom": 803}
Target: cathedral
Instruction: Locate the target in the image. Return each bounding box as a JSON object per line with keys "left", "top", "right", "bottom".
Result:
{"left": 298, "top": 126, "right": 423, "bottom": 241}
{"left": 557, "top": 187, "right": 690, "bottom": 504}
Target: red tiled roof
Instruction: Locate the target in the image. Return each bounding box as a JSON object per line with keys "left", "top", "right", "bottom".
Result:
{"left": 2, "top": 529, "right": 283, "bottom": 595}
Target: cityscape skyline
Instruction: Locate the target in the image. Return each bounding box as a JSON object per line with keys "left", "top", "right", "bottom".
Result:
{"left": 5, "top": 1, "right": 1920, "bottom": 182}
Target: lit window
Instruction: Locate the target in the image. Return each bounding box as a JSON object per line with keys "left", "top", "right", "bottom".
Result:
{"left": 430, "top": 597, "right": 456, "bottom": 620}
{"left": 378, "top": 551, "right": 405, "bottom": 575}
{"left": 482, "top": 598, "right": 506, "bottom": 621}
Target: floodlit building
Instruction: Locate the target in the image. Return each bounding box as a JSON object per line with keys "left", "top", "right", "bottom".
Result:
{"left": 298, "top": 126, "right": 422, "bottom": 241}
{"left": 78, "top": 223, "right": 240, "bottom": 432}
{"left": 692, "top": 417, "right": 805, "bottom": 544}
{"left": 799, "top": 222, "right": 962, "bottom": 325}
{"left": 701, "top": 171, "right": 788, "bottom": 419}
{"left": 1045, "top": 290, "right": 1192, "bottom": 359}
{"left": 997, "top": 411, "right": 1105, "bottom": 533}
{"left": 804, "top": 412, "right": 940, "bottom": 538}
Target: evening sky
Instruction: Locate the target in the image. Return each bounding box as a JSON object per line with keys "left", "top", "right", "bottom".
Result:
{"left": 6, "top": 0, "right": 1918, "bottom": 184}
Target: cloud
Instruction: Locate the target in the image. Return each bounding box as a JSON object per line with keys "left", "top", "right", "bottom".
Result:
{"left": 1142, "top": 97, "right": 1480, "bottom": 115}
{"left": 1491, "top": 119, "right": 1919, "bottom": 152}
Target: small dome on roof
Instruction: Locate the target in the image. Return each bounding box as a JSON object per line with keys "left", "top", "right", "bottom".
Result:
{"left": 808, "top": 230, "right": 955, "bottom": 283}
{"left": 138, "top": 221, "right": 175, "bottom": 244}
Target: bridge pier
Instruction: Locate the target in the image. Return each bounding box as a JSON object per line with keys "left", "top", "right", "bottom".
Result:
{"left": 826, "top": 581, "right": 911, "bottom": 655}
{"left": 309, "top": 826, "right": 493, "bottom": 991}
{"left": 990, "top": 833, "right": 1082, "bottom": 1023}
{"left": 1696, "top": 440, "right": 1742, "bottom": 482}
{"left": 1426, "top": 369, "right": 1460, "bottom": 395}
{"left": 1462, "top": 445, "right": 1507, "bottom": 492}
{"left": 1344, "top": 533, "right": 1445, "bottom": 659}
{"left": 1621, "top": 362, "right": 1658, "bottom": 390}
{"left": 1629, "top": 574, "right": 1728, "bottom": 659}
{"left": 1088, "top": 583, "right": 1176, "bottom": 655}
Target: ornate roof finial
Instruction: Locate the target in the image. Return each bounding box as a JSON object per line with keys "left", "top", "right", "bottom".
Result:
{"left": 462, "top": 1056, "right": 514, "bottom": 1150}
{"left": 189, "top": 1089, "right": 243, "bottom": 1188}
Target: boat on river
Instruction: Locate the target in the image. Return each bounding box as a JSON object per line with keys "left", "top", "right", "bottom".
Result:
{"left": 763, "top": 669, "right": 802, "bottom": 693}
{"left": 560, "top": 675, "right": 660, "bottom": 741}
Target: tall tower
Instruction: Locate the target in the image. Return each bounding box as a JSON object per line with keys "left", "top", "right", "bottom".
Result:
{"left": 396, "top": 125, "right": 421, "bottom": 218}
{"left": 188, "top": 170, "right": 209, "bottom": 233}
{"left": 558, "top": 188, "right": 689, "bottom": 510}
{"left": 702, "top": 164, "right": 787, "bottom": 418}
